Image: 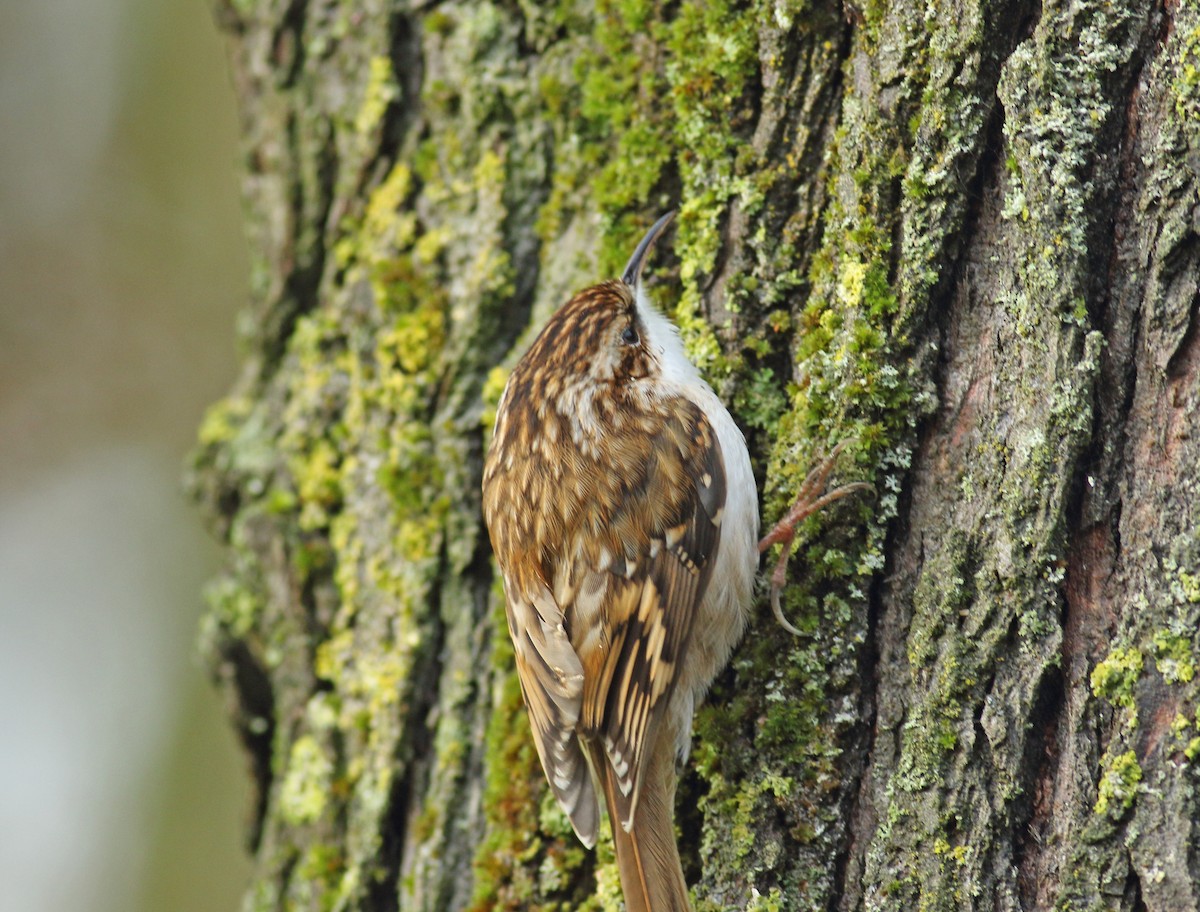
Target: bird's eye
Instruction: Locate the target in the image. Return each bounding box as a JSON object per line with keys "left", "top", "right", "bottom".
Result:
{"left": 621, "top": 324, "right": 639, "bottom": 345}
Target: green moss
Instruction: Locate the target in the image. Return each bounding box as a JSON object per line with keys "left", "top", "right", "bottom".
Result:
{"left": 258, "top": 71, "right": 466, "bottom": 904}
{"left": 1093, "top": 750, "right": 1142, "bottom": 817}
{"left": 355, "top": 55, "right": 399, "bottom": 137}
{"left": 202, "top": 575, "right": 263, "bottom": 640}
{"left": 666, "top": 1, "right": 763, "bottom": 378}
{"left": 298, "top": 844, "right": 347, "bottom": 901}
{"left": 932, "top": 838, "right": 971, "bottom": 867}
{"left": 744, "top": 886, "right": 785, "bottom": 912}
{"left": 1172, "top": 23, "right": 1200, "bottom": 122}
{"left": 280, "top": 734, "right": 335, "bottom": 825}
{"left": 545, "top": 0, "right": 771, "bottom": 386}
{"left": 1186, "top": 737, "right": 1200, "bottom": 762}
{"left": 566, "top": 2, "right": 672, "bottom": 272}
{"left": 291, "top": 438, "right": 342, "bottom": 531}
{"left": 1178, "top": 569, "right": 1200, "bottom": 604}
{"left": 1153, "top": 631, "right": 1196, "bottom": 684}
{"left": 691, "top": 596, "right": 859, "bottom": 901}
{"left": 197, "top": 395, "right": 253, "bottom": 447}
{"left": 695, "top": 753, "right": 797, "bottom": 867}
{"left": 733, "top": 366, "right": 790, "bottom": 434}
{"left": 424, "top": 8, "right": 456, "bottom": 37}
{"left": 1090, "top": 646, "right": 1143, "bottom": 709}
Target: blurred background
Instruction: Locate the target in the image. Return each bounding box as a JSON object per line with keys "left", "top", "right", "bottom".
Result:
{"left": 0, "top": 2, "right": 252, "bottom": 910}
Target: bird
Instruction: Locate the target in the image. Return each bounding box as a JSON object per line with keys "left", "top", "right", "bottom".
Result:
{"left": 481, "top": 211, "right": 866, "bottom": 911}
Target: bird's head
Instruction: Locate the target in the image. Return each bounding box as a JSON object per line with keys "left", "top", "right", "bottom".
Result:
{"left": 520, "top": 212, "right": 676, "bottom": 390}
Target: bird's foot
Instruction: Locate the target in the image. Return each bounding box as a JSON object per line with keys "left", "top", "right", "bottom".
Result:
{"left": 757, "top": 440, "right": 872, "bottom": 635}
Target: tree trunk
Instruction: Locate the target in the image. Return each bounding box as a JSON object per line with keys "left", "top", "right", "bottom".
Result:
{"left": 191, "top": 0, "right": 1200, "bottom": 909}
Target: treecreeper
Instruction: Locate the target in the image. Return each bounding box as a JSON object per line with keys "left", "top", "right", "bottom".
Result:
{"left": 482, "top": 212, "right": 867, "bottom": 911}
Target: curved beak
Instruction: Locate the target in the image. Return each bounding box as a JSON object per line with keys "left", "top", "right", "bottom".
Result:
{"left": 620, "top": 210, "right": 675, "bottom": 288}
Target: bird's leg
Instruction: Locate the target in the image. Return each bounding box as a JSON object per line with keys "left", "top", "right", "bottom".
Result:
{"left": 758, "top": 440, "right": 872, "bottom": 635}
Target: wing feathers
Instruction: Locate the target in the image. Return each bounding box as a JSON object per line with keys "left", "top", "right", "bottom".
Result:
{"left": 489, "top": 396, "right": 726, "bottom": 847}
{"left": 591, "top": 406, "right": 725, "bottom": 832}
{"left": 508, "top": 588, "right": 599, "bottom": 846}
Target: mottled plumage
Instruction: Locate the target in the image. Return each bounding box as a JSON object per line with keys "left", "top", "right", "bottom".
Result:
{"left": 482, "top": 213, "right": 865, "bottom": 911}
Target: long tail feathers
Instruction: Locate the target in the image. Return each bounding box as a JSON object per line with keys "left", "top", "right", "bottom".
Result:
{"left": 591, "top": 741, "right": 691, "bottom": 912}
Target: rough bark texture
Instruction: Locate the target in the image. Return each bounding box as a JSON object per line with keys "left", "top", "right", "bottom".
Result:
{"left": 191, "top": 0, "right": 1200, "bottom": 909}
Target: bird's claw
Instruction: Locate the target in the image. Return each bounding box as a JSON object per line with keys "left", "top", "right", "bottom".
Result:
{"left": 758, "top": 440, "right": 872, "bottom": 636}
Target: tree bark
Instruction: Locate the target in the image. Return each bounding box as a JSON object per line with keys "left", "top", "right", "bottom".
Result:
{"left": 191, "top": 0, "right": 1200, "bottom": 909}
